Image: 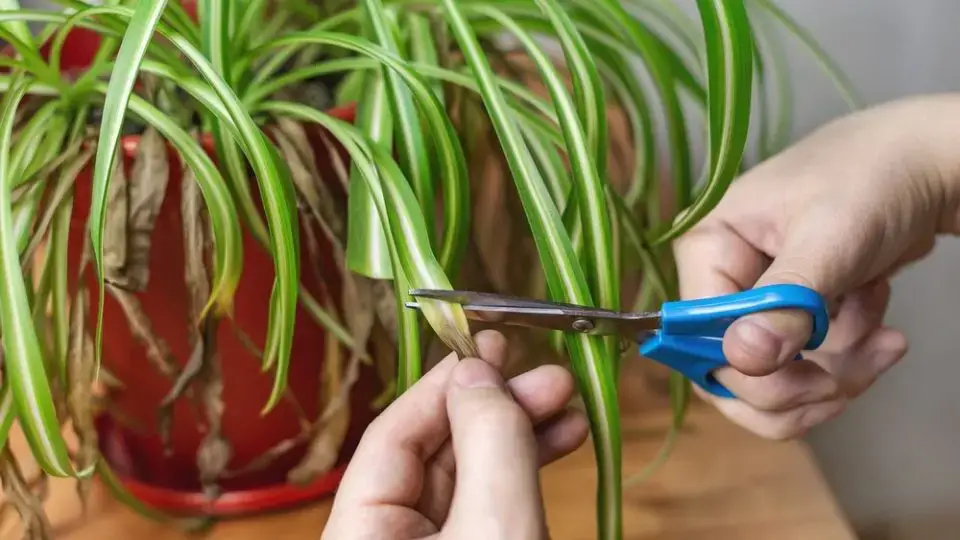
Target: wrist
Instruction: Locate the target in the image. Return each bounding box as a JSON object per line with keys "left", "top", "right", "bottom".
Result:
{"left": 888, "top": 93, "right": 960, "bottom": 235}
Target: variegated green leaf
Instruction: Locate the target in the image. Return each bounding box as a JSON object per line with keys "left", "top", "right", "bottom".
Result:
{"left": 361, "top": 0, "right": 434, "bottom": 239}
{"left": 260, "top": 30, "right": 471, "bottom": 278}
{"left": 0, "top": 0, "right": 34, "bottom": 48}
{"left": 260, "top": 101, "right": 479, "bottom": 377}
{"left": 438, "top": 2, "right": 622, "bottom": 538}
{"left": 0, "top": 74, "right": 77, "bottom": 477}
{"left": 93, "top": 2, "right": 298, "bottom": 413}
{"left": 346, "top": 71, "right": 394, "bottom": 279}
{"left": 654, "top": 0, "right": 755, "bottom": 245}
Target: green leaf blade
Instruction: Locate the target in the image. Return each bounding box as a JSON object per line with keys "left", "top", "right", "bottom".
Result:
{"left": 0, "top": 0, "right": 34, "bottom": 48}
{"left": 437, "top": 3, "right": 622, "bottom": 539}
{"left": 346, "top": 71, "right": 394, "bottom": 279}
{"left": 360, "top": 0, "right": 435, "bottom": 239}
{"left": 655, "top": 0, "right": 755, "bottom": 245}
{"left": 0, "top": 75, "right": 75, "bottom": 478}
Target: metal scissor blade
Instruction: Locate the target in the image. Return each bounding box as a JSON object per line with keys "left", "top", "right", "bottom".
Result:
{"left": 407, "top": 289, "right": 662, "bottom": 339}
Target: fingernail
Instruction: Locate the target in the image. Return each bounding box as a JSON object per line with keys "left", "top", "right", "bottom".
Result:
{"left": 453, "top": 358, "right": 501, "bottom": 389}
{"left": 732, "top": 318, "right": 784, "bottom": 365}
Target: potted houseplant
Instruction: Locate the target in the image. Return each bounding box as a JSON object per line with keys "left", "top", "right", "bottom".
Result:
{"left": 0, "top": 0, "right": 392, "bottom": 530}
{"left": 0, "top": 0, "right": 857, "bottom": 538}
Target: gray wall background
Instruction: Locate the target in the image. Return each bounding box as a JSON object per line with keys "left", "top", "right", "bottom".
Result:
{"left": 14, "top": 0, "right": 960, "bottom": 536}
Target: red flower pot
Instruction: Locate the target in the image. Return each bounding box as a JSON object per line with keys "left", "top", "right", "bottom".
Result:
{"left": 66, "top": 114, "right": 385, "bottom": 517}
{"left": 13, "top": 9, "right": 386, "bottom": 517}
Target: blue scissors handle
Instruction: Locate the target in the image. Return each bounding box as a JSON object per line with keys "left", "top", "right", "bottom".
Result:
{"left": 638, "top": 284, "right": 829, "bottom": 399}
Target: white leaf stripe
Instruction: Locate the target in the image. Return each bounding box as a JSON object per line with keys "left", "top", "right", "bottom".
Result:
{"left": 261, "top": 31, "right": 470, "bottom": 273}
{"left": 439, "top": 3, "right": 622, "bottom": 538}
{"left": 533, "top": 0, "right": 606, "bottom": 173}
{"left": 360, "top": 0, "right": 432, "bottom": 222}
{"left": 0, "top": 384, "right": 15, "bottom": 449}
{"left": 0, "top": 76, "right": 73, "bottom": 477}
{"left": 91, "top": 2, "right": 295, "bottom": 411}
{"left": 95, "top": 86, "right": 244, "bottom": 316}
{"left": 653, "top": 0, "right": 754, "bottom": 244}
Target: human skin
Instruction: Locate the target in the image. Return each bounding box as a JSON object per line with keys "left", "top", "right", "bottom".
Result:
{"left": 673, "top": 93, "right": 960, "bottom": 439}
{"left": 321, "top": 330, "right": 589, "bottom": 540}
{"left": 322, "top": 93, "right": 960, "bottom": 537}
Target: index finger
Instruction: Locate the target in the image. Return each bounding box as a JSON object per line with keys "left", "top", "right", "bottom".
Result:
{"left": 672, "top": 222, "right": 768, "bottom": 300}
{"left": 673, "top": 222, "right": 795, "bottom": 377}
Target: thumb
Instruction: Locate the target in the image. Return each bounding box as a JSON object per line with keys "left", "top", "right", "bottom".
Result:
{"left": 726, "top": 208, "right": 865, "bottom": 376}
{"left": 444, "top": 358, "right": 545, "bottom": 539}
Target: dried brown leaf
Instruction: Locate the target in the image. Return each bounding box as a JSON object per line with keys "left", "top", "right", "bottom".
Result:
{"left": 274, "top": 121, "right": 374, "bottom": 371}
{"left": 66, "top": 288, "right": 97, "bottom": 512}
{"left": 368, "top": 319, "right": 397, "bottom": 410}
{"left": 343, "top": 273, "right": 375, "bottom": 367}
{"left": 287, "top": 326, "right": 360, "bottom": 485}
{"left": 180, "top": 163, "right": 209, "bottom": 323}
{"left": 372, "top": 279, "right": 398, "bottom": 346}
{"left": 17, "top": 143, "right": 90, "bottom": 268}
{"left": 314, "top": 129, "right": 351, "bottom": 192}
{"left": 271, "top": 121, "right": 345, "bottom": 246}
{"left": 300, "top": 214, "right": 332, "bottom": 306}
{"left": 108, "top": 126, "right": 170, "bottom": 291}
{"left": 96, "top": 366, "right": 125, "bottom": 390}
{"left": 196, "top": 318, "right": 230, "bottom": 500}
{"left": 157, "top": 325, "right": 205, "bottom": 418}
{"left": 0, "top": 449, "right": 52, "bottom": 540}
{"left": 108, "top": 285, "right": 185, "bottom": 454}
{"left": 221, "top": 435, "right": 306, "bottom": 480}
{"left": 107, "top": 287, "right": 178, "bottom": 379}
{"left": 159, "top": 164, "right": 209, "bottom": 415}
{"left": 180, "top": 163, "right": 231, "bottom": 499}
{"left": 102, "top": 147, "right": 128, "bottom": 279}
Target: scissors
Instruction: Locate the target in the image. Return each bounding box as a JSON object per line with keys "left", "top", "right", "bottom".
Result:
{"left": 405, "top": 284, "right": 829, "bottom": 399}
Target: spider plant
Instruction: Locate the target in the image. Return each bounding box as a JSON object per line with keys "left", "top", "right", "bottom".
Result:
{"left": 0, "top": 0, "right": 856, "bottom": 538}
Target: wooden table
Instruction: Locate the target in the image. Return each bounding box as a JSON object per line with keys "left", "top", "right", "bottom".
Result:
{"left": 0, "top": 363, "right": 855, "bottom": 539}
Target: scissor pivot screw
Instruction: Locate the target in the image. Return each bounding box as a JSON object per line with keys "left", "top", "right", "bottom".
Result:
{"left": 572, "top": 319, "right": 594, "bottom": 333}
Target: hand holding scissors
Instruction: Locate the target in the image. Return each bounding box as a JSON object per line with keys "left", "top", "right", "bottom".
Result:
{"left": 408, "top": 284, "right": 830, "bottom": 399}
